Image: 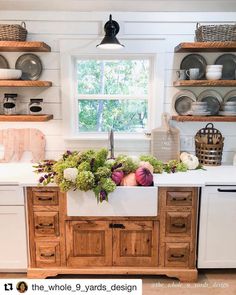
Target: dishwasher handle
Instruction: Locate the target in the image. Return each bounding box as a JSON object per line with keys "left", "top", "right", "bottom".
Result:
{"left": 217, "top": 188, "right": 236, "bottom": 193}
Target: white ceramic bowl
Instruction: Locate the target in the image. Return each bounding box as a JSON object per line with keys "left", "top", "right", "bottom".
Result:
{"left": 0, "top": 69, "right": 22, "bottom": 80}
{"left": 206, "top": 65, "right": 223, "bottom": 70}
{"left": 206, "top": 71, "right": 222, "bottom": 80}
{"left": 222, "top": 105, "right": 236, "bottom": 111}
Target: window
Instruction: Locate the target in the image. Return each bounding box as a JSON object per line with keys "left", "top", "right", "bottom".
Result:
{"left": 75, "top": 58, "right": 151, "bottom": 134}
{"left": 60, "top": 39, "right": 165, "bottom": 142}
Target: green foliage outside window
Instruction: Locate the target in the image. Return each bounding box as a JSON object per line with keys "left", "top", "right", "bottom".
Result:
{"left": 76, "top": 59, "right": 150, "bottom": 132}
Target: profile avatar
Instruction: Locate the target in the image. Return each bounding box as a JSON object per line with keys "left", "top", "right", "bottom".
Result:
{"left": 16, "top": 281, "right": 28, "bottom": 293}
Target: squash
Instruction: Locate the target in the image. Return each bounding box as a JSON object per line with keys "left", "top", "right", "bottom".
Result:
{"left": 135, "top": 167, "right": 153, "bottom": 186}
{"left": 139, "top": 161, "right": 154, "bottom": 174}
{"left": 180, "top": 152, "right": 189, "bottom": 162}
{"left": 120, "top": 173, "right": 138, "bottom": 186}
{"left": 181, "top": 153, "right": 199, "bottom": 170}
{"left": 111, "top": 170, "right": 124, "bottom": 185}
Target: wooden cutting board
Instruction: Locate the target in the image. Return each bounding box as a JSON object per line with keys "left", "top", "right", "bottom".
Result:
{"left": 0, "top": 128, "right": 46, "bottom": 163}
{"left": 151, "top": 113, "right": 180, "bottom": 162}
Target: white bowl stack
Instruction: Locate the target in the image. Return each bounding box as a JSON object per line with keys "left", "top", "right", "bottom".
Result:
{"left": 219, "top": 101, "right": 236, "bottom": 116}
{"left": 0, "top": 69, "right": 22, "bottom": 80}
{"left": 206, "top": 65, "right": 223, "bottom": 80}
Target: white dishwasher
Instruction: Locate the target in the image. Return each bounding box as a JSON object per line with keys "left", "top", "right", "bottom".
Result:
{"left": 198, "top": 186, "right": 236, "bottom": 268}
{"left": 0, "top": 186, "right": 27, "bottom": 271}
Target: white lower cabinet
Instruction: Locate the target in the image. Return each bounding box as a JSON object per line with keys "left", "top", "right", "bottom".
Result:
{"left": 198, "top": 186, "right": 236, "bottom": 268}
{"left": 0, "top": 186, "right": 27, "bottom": 271}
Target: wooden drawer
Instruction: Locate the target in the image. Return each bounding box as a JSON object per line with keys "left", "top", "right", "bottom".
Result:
{"left": 165, "top": 243, "right": 190, "bottom": 267}
{"left": 35, "top": 241, "right": 61, "bottom": 268}
{"left": 165, "top": 212, "right": 191, "bottom": 237}
{"left": 34, "top": 212, "right": 59, "bottom": 236}
{"left": 166, "top": 191, "right": 193, "bottom": 207}
{"left": 32, "top": 189, "right": 58, "bottom": 206}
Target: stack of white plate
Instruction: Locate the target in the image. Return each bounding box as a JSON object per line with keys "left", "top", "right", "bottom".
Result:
{"left": 219, "top": 101, "right": 236, "bottom": 116}
{"left": 189, "top": 101, "right": 211, "bottom": 116}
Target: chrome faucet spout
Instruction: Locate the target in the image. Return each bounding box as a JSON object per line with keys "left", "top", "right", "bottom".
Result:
{"left": 109, "top": 129, "right": 115, "bottom": 159}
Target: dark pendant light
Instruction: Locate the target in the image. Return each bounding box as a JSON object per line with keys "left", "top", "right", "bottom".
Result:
{"left": 97, "top": 14, "right": 124, "bottom": 49}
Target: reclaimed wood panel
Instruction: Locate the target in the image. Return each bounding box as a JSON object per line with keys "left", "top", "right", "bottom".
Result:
{"left": 175, "top": 42, "right": 236, "bottom": 53}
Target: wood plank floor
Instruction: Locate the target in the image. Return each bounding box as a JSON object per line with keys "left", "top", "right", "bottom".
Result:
{"left": 0, "top": 270, "right": 235, "bottom": 295}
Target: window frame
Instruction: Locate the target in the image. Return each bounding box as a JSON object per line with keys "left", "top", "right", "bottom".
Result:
{"left": 60, "top": 38, "right": 165, "bottom": 143}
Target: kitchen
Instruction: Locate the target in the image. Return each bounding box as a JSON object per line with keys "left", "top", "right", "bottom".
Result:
{"left": 0, "top": 0, "right": 236, "bottom": 294}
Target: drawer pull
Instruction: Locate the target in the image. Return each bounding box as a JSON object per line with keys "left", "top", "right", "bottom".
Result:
{"left": 217, "top": 189, "right": 236, "bottom": 193}
{"left": 172, "top": 197, "right": 187, "bottom": 201}
{"left": 171, "top": 223, "right": 186, "bottom": 228}
{"left": 109, "top": 223, "right": 125, "bottom": 229}
{"left": 171, "top": 254, "right": 185, "bottom": 259}
{"left": 40, "top": 253, "right": 55, "bottom": 258}
{"left": 36, "top": 223, "right": 53, "bottom": 228}
{"left": 38, "top": 197, "right": 53, "bottom": 201}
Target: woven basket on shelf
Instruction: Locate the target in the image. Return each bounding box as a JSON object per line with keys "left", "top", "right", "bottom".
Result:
{"left": 0, "top": 21, "right": 27, "bottom": 41}
{"left": 195, "top": 123, "right": 224, "bottom": 166}
{"left": 195, "top": 23, "right": 236, "bottom": 42}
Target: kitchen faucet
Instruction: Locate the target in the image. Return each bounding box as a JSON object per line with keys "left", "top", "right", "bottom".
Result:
{"left": 108, "top": 129, "right": 115, "bottom": 159}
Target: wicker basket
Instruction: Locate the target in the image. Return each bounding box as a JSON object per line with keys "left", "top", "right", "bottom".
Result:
{"left": 0, "top": 22, "right": 27, "bottom": 41}
{"left": 195, "top": 123, "right": 224, "bottom": 166}
{"left": 195, "top": 23, "right": 236, "bottom": 42}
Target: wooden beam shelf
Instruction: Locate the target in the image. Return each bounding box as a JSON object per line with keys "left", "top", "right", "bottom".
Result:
{"left": 173, "top": 80, "right": 236, "bottom": 87}
{"left": 0, "top": 80, "right": 52, "bottom": 87}
{"left": 175, "top": 41, "right": 236, "bottom": 53}
{"left": 172, "top": 115, "right": 236, "bottom": 122}
{"left": 0, "top": 41, "right": 51, "bottom": 52}
{"left": 0, "top": 114, "right": 53, "bottom": 122}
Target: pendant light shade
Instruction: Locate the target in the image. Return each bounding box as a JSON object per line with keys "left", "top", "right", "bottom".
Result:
{"left": 97, "top": 15, "right": 124, "bottom": 49}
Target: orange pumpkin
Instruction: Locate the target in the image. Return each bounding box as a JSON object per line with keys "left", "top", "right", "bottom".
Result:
{"left": 120, "top": 173, "right": 138, "bottom": 186}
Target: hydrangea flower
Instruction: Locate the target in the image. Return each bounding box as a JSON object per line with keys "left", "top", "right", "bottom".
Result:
{"left": 63, "top": 167, "right": 78, "bottom": 182}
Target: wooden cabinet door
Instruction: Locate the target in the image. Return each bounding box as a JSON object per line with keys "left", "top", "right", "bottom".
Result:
{"left": 112, "top": 221, "right": 158, "bottom": 266}
{"left": 66, "top": 221, "right": 112, "bottom": 267}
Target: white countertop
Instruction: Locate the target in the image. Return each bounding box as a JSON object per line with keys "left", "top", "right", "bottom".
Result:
{"left": 153, "top": 166, "right": 236, "bottom": 187}
{"left": 0, "top": 163, "right": 235, "bottom": 187}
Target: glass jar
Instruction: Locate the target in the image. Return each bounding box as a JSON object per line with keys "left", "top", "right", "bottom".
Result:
{"left": 28, "top": 98, "right": 43, "bottom": 115}
{"left": 3, "top": 93, "right": 17, "bottom": 115}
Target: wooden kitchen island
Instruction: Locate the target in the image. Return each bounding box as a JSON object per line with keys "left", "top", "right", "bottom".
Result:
{"left": 26, "top": 186, "right": 198, "bottom": 282}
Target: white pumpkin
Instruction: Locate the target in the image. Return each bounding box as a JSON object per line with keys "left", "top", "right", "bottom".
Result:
{"left": 182, "top": 153, "right": 199, "bottom": 170}
{"left": 180, "top": 152, "right": 189, "bottom": 162}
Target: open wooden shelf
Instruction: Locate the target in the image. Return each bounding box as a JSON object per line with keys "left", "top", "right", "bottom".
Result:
{"left": 173, "top": 80, "right": 236, "bottom": 87}
{"left": 0, "top": 114, "right": 53, "bottom": 122}
{"left": 172, "top": 115, "right": 236, "bottom": 122}
{"left": 0, "top": 41, "right": 51, "bottom": 52}
{"left": 175, "top": 41, "right": 236, "bottom": 53}
{"left": 0, "top": 80, "right": 52, "bottom": 87}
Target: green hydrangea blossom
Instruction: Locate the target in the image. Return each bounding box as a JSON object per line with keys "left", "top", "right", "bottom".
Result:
{"left": 114, "top": 155, "right": 138, "bottom": 175}
{"left": 77, "top": 162, "right": 91, "bottom": 173}
{"left": 76, "top": 171, "right": 95, "bottom": 191}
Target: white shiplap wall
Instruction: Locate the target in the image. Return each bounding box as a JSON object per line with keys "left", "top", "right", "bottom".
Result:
{"left": 0, "top": 11, "right": 236, "bottom": 162}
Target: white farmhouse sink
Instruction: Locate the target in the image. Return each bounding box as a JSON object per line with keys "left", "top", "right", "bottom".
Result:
{"left": 67, "top": 186, "right": 158, "bottom": 217}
